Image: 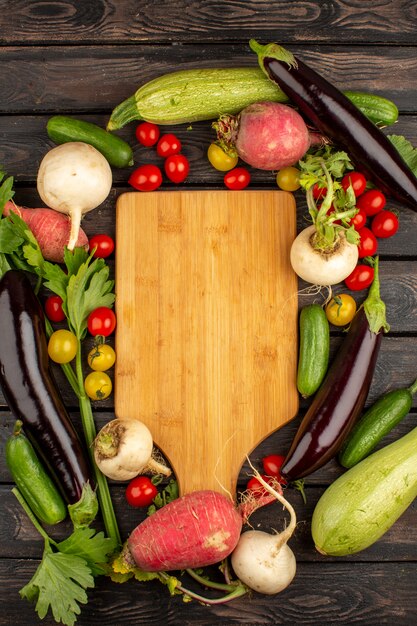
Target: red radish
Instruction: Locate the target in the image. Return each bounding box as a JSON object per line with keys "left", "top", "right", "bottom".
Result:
{"left": 128, "top": 490, "right": 242, "bottom": 571}
{"left": 213, "top": 101, "right": 314, "bottom": 170}
{"left": 3, "top": 201, "right": 88, "bottom": 263}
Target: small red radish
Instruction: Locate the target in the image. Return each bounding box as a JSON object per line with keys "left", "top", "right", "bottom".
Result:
{"left": 213, "top": 101, "right": 313, "bottom": 171}
{"left": 127, "top": 490, "right": 242, "bottom": 571}
{"left": 3, "top": 201, "right": 88, "bottom": 263}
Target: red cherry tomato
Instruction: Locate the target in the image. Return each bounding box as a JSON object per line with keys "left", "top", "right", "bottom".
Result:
{"left": 87, "top": 307, "right": 117, "bottom": 337}
{"left": 164, "top": 154, "right": 190, "bottom": 183}
{"left": 341, "top": 171, "right": 367, "bottom": 197}
{"left": 357, "top": 227, "right": 378, "bottom": 258}
{"left": 344, "top": 264, "right": 375, "bottom": 291}
{"left": 246, "top": 475, "right": 274, "bottom": 496}
{"left": 44, "top": 295, "right": 66, "bottom": 322}
{"left": 156, "top": 133, "right": 181, "bottom": 158}
{"left": 371, "top": 210, "right": 399, "bottom": 239}
{"left": 135, "top": 122, "right": 160, "bottom": 147}
{"left": 262, "top": 454, "right": 287, "bottom": 484}
{"left": 128, "top": 164, "right": 162, "bottom": 192}
{"left": 312, "top": 183, "right": 327, "bottom": 199}
{"left": 351, "top": 208, "right": 367, "bottom": 230}
{"left": 224, "top": 167, "right": 251, "bottom": 190}
{"left": 356, "top": 189, "right": 386, "bottom": 216}
{"left": 89, "top": 234, "right": 115, "bottom": 259}
{"left": 125, "top": 476, "right": 158, "bottom": 507}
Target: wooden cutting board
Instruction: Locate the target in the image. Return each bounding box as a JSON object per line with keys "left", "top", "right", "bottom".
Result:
{"left": 115, "top": 190, "right": 299, "bottom": 496}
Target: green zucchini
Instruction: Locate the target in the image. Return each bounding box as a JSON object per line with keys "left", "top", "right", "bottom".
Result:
{"left": 339, "top": 378, "right": 417, "bottom": 468}
{"left": 297, "top": 304, "right": 330, "bottom": 398}
{"left": 6, "top": 420, "right": 67, "bottom": 525}
{"left": 311, "top": 424, "right": 417, "bottom": 556}
{"left": 107, "top": 67, "right": 399, "bottom": 130}
{"left": 47, "top": 115, "right": 134, "bottom": 168}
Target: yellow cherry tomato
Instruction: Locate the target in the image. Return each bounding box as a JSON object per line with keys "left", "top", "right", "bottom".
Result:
{"left": 325, "top": 294, "right": 357, "bottom": 327}
{"left": 207, "top": 143, "right": 238, "bottom": 171}
{"left": 87, "top": 343, "right": 116, "bottom": 372}
{"left": 84, "top": 371, "right": 112, "bottom": 400}
{"left": 276, "top": 166, "right": 301, "bottom": 191}
{"left": 47, "top": 329, "right": 78, "bottom": 364}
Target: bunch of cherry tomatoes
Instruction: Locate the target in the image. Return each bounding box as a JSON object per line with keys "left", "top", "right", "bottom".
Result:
{"left": 128, "top": 122, "right": 190, "bottom": 190}
{"left": 45, "top": 234, "right": 117, "bottom": 401}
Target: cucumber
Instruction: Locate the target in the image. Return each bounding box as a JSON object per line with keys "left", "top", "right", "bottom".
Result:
{"left": 6, "top": 420, "right": 67, "bottom": 525}
{"left": 343, "top": 90, "right": 399, "bottom": 127}
{"left": 107, "top": 67, "right": 399, "bottom": 130}
{"left": 312, "top": 424, "right": 417, "bottom": 556}
{"left": 47, "top": 115, "right": 134, "bottom": 168}
{"left": 338, "top": 378, "right": 417, "bottom": 468}
{"left": 297, "top": 304, "right": 330, "bottom": 398}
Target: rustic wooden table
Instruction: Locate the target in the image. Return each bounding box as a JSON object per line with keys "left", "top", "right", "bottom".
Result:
{"left": 0, "top": 1, "right": 416, "bottom": 625}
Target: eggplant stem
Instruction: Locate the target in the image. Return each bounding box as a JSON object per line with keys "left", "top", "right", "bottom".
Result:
{"left": 363, "top": 256, "right": 390, "bottom": 334}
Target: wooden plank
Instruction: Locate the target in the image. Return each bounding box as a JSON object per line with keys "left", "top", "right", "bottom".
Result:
{"left": 0, "top": 46, "right": 416, "bottom": 114}
{"left": 1, "top": 560, "right": 416, "bottom": 625}
{"left": 1, "top": 1, "right": 416, "bottom": 45}
{"left": 1, "top": 115, "right": 417, "bottom": 184}
{"left": 115, "top": 190, "right": 298, "bottom": 494}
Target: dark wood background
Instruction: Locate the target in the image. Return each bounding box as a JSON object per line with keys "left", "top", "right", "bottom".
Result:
{"left": 0, "top": 1, "right": 416, "bottom": 624}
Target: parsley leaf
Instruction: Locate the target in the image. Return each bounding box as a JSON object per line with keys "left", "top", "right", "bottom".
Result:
{"left": 57, "top": 527, "right": 117, "bottom": 576}
{"left": 0, "top": 172, "right": 14, "bottom": 217}
{"left": 20, "top": 542, "right": 94, "bottom": 626}
{"left": 64, "top": 255, "right": 115, "bottom": 339}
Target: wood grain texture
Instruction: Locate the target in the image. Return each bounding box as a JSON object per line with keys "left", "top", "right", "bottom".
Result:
{"left": 1, "top": 0, "right": 416, "bottom": 44}
{"left": 1, "top": 560, "right": 416, "bottom": 625}
{"left": 0, "top": 46, "right": 416, "bottom": 115}
{"left": 115, "top": 190, "right": 298, "bottom": 494}
{"left": 0, "top": 2, "right": 416, "bottom": 624}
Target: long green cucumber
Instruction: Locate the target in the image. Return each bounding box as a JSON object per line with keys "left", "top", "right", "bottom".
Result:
{"left": 312, "top": 425, "right": 417, "bottom": 556}
{"left": 107, "top": 67, "right": 399, "bottom": 130}
{"left": 6, "top": 420, "right": 67, "bottom": 525}
{"left": 47, "top": 115, "right": 134, "bottom": 168}
{"left": 297, "top": 304, "right": 330, "bottom": 398}
{"left": 338, "top": 378, "right": 417, "bottom": 468}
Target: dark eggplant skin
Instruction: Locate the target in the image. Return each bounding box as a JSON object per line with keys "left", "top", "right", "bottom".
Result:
{"left": 250, "top": 40, "right": 417, "bottom": 212}
{"left": 281, "top": 307, "right": 382, "bottom": 481}
{"left": 0, "top": 270, "right": 93, "bottom": 503}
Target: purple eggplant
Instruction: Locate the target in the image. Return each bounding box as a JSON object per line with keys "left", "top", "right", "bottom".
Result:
{"left": 0, "top": 269, "right": 93, "bottom": 503}
{"left": 250, "top": 40, "right": 417, "bottom": 212}
{"left": 281, "top": 258, "right": 389, "bottom": 481}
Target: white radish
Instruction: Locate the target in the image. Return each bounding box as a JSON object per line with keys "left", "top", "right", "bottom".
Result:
{"left": 37, "top": 142, "right": 112, "bottom": 251}
{"left": 231, "top": 472, "right": 297, "bottom": 595}
{"left": 93, "top": 418, "right": 171, "bottom": 481}
{"left": 290, "top": 224, "right": 358, "bottom": 286}
{"left": 290, "top": 154, "right": 360, "bottom": 286}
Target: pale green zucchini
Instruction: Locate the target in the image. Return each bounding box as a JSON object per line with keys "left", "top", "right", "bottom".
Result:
{"left": 107, "top": 67, "right": 399, "bottom": 130}
{"left": 311, "top": 425, "right": 417, "bottom": 556}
